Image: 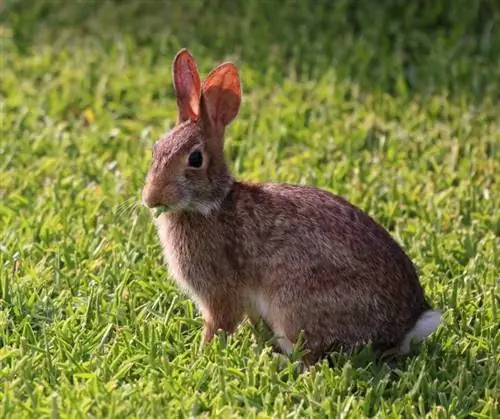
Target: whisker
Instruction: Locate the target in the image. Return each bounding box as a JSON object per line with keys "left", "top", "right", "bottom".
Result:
{"left": 114, "top": 199, "right": 132, "bottom": 216}
{"left": 114, "top": 198, "right": 143, "bottom": 219}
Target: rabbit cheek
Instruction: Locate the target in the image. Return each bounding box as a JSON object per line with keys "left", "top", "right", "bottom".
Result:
{"left": 182, "top": 171, "right": 211, "bottom": 202}
{"left": 143, "top": 179, "right": 183, "bottom": 209}
{"left": 162, "top": 183, "right": 183, "bottom": 207}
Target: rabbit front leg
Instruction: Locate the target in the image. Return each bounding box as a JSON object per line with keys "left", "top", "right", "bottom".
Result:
{"left": 198, "top": 316, "right": 235, "bottom": 354}
{"left": 199, "top": 317, "right": 237, "bottom": 353}
{"left": 199, "top": 294, "right": 244, "bottom": 349}
{"left": 202, "top": 319, "right": 235, "bottom": 343}
{"left": 247, "top": 314, "right": 283, "bottom": 353}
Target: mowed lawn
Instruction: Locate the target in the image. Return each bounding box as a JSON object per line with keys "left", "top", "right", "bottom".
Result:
{"left": 1, "top": 0, "right": 499, "bottom": 417}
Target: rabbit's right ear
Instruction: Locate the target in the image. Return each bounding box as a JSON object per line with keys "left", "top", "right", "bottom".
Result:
{"left": 199, "top": 61, "right": 241, "bottom": 139}
{"left": 172, "top": 49, "right": 201, "bottom": 123}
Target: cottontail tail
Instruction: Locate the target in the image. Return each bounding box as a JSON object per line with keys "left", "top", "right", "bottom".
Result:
{"left": 142, "top": 49, "right": 441, "bottom": 366}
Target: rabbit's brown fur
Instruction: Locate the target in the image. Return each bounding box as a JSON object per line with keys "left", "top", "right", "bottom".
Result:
{"left": 142, "top": 49, "right": 441, "bottom": 366}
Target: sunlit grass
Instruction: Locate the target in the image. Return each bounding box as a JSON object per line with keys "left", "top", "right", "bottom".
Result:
{"left": 1, "top": 0, "right": 499, "bottom": 417}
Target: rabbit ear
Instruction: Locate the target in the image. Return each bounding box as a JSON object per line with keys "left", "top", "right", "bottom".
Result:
{"left": 172, "top": 49, "right": 201, "bottom": 122}
{"left": 200, "top": 62, "right": 241, "bottom": 137}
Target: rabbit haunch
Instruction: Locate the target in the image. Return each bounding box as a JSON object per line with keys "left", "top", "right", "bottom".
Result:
{"left": 142, "top": 49, "right": 441, "bottom": 366}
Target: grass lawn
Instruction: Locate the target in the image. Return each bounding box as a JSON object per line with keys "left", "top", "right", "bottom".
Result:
{"left": 1, "top": 0, "right": 499, "bottom": 417}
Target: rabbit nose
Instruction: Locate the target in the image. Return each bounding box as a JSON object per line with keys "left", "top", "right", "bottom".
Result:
{"left": 142, "top": 189, "right": 162, "bottom": 209}
{"left": 143, "top": 199, "right": 162, "bottom": 209}
{"left": 142, "top": 195, "right": 163, "bottom": 209}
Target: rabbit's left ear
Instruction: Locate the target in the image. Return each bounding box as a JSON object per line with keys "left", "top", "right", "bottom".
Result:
{"left": 200, "top": 62, "right": 241, "bottom": 137}
{"left": 172, "top": 49, "right": 201, "bottom": 123}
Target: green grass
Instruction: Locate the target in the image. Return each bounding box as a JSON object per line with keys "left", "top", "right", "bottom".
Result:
{"left": 1, "top": 0, "right": 499, "bottom": 417}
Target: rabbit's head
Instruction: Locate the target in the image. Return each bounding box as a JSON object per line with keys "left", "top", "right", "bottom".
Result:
{"left": 142, "top": 49, "right": 241, "bottom": 215}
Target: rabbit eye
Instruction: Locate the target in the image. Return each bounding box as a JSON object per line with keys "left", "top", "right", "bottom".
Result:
{"left": 188, "top": 150, "right": 203, "bottom": 168}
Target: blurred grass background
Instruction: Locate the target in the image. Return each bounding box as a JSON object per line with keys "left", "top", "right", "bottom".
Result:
{"left": 0, "top": 0, "right": 499, "bottom": 417}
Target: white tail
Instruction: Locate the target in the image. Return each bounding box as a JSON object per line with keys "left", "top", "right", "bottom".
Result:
{"left": 399, "top": 310, "right": 441, "bottom": 354}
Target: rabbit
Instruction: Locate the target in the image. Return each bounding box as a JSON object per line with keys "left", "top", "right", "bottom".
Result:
{"left": 141, "top": 48, "right": 441, "bottom": 366}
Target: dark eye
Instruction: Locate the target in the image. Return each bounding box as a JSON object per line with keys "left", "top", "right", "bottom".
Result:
{"left": 188, "top": 150, "right": 203, "bottom": 168}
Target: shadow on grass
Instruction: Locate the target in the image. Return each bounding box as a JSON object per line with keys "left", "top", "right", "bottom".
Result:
{"left": 3, "top": 0, "right": 500, "bottom": 104}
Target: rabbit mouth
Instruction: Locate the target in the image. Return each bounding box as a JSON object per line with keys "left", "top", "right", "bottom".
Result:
{"left": 153, "top": 205, "right": 170, "bottom": 218}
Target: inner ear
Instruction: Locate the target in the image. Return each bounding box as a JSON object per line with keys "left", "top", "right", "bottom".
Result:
{"left": 172, "top": 49, "right": 202, "bottom": 122}
{"left": 200, "top": 62, "right": 241, "bottom": 135}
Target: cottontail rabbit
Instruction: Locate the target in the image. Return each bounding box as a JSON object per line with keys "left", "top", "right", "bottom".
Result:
{"left": 142, "top": 49, "right": 441, "bottom": 366}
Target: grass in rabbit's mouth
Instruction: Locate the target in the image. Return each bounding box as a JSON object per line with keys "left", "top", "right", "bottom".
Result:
{"left": 154, "top": 206, "right": 169, "bottom": 218}
{"left": 1, "top": 0, "right": 499, "bottom": 417}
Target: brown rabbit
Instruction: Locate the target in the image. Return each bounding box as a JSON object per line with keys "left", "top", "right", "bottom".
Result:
{"left": 141, "top": 49, "right": 441, "bottom": 366}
